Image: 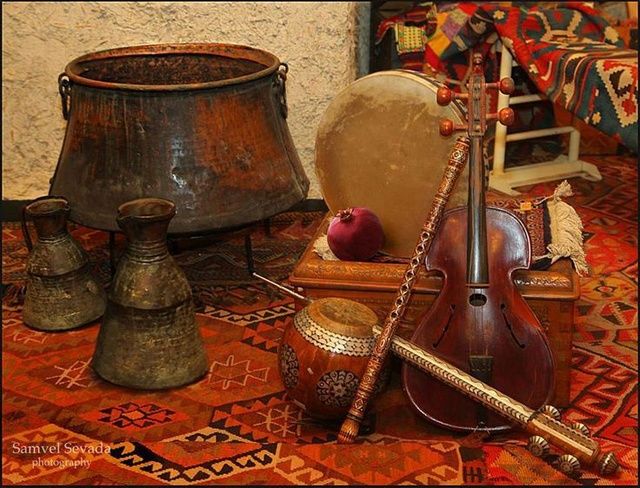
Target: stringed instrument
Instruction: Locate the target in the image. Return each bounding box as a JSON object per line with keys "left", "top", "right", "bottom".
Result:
{"left": 402, "top": 52, "right": 556, "bottom": 432}
{"left": 377, "top": 325, "right": 619, "bottom": 477}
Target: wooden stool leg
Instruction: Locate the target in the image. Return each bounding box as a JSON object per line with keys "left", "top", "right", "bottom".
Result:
{"left": 244, "top": 233, "right": 255, "bottom": 276}
{"left": 263, "top": 218, "right": 272, "bottom": 237}
{"left": 109, "top": 231, "right": 117, "bottom": 277}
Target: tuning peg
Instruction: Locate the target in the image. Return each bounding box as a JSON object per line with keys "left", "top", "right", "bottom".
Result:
{"left": 540, "top": 405, "right": 562, "bottom": 421}
{"left": 570, "top": 422, "right": 590, "bottom": 437}
{"left": 487, "top": 108, "right": 515, "bottom": 126}
{"left": 437, "top": 86, "right": 469, "bottom": 107}
{"left": 527, "top": 436, "right": 550, "bottom": 458}
{"left": 487, "top": 77, "right": 515, "bottom": 96}
{"left": 437, "top": 86, "right": 452, "bottom": 106}
{"left": 498, "top": 107, "right": 514, "bottom": 126}
{"left": 440, "top": 119, "right": 454, "bottom": 136}
{"left": 555, "top": 454, "right": 581, "bottom": 477}
{"left": 499, "top": 77, "right": 515, "bottom": 95}
{"left": 439, "top": 119, "right": 466, "bottom": 137}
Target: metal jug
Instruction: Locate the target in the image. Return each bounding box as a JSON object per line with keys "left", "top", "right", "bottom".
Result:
{"left": 92, "top": 197, "right": 208, "bottom": 389}
{"left": 21, "top": 196, "right": 106, "bottom": 330}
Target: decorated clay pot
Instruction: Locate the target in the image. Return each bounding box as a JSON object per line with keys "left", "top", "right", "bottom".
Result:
{"left": 278, "top": 297, "right": 387, "bottom": 420}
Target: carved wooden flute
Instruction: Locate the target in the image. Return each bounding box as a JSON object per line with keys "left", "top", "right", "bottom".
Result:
{"left": 338, "top": 136, "right": 470, "bottom": 443}
{"left": 373, "top": 324, "right": 620, "bottom": 478}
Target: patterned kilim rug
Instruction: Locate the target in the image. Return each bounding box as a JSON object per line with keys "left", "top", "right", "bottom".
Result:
{"left": 2, "top": 155, "right": 637, "bottom": 485}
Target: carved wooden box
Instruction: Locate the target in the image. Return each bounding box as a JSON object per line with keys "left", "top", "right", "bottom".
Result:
{"left": 289, "top": 213, "right": 580, "bottom": 407}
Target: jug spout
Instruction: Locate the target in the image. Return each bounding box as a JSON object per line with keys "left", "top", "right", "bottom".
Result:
{"left": 117, "top": 198, "right": 176, "bottom": 243}
{"left": 24, "top": 196, "right": 70, "bottom": 242}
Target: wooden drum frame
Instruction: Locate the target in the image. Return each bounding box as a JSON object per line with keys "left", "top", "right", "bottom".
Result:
{"left": 315, "top": 70, "right": 468, "bottom": 257}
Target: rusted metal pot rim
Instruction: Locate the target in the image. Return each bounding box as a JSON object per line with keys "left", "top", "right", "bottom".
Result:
{"left": 117, "top": 198, "right": 177, "bottom": 223}
{"left": 64, "top": 42, "right": 281, "bottom": 92}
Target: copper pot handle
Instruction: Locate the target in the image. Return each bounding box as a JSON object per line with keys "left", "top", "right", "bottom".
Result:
{"left": 273, "top": 63, "right": 288, "bottom": 119}
{"left": 58, "top": 73, "right": 72, "bottom": 120}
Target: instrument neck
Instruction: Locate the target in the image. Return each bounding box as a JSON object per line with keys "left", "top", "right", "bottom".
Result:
{"left": 466, "top": 134, "right": 489, "bottom": 286}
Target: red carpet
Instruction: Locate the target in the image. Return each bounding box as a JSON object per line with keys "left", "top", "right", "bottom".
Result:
{"left": 2, "top": 155, "right": 637, "bottom": 485}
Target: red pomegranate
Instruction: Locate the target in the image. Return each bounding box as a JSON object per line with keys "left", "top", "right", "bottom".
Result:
{"left": 327, "top": 207, "right": 385, "bottom": 261}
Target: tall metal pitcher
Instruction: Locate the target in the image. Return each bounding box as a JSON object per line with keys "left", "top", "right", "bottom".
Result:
{"left": 92, "top": 197, "right": 208, "bottom": 389}
{"left": 22, "top": 196, "right": 106, "bottom": 330}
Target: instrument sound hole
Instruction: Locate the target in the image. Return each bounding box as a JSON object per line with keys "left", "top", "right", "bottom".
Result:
{"left": 501, "top": 303, "right": 526, "bottom": 348}
{"left": 469, "top": 293, "right": 487, "bottom": 306}
{"left": 433, "top": 305, "right": 456, "bottom": 348}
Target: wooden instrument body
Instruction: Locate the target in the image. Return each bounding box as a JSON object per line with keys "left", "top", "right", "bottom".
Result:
{"left": 278, "top": 297, "right": 383, "bottom": 420}
{"left": 402, "top": 206, "right": 555, "bottom": 431}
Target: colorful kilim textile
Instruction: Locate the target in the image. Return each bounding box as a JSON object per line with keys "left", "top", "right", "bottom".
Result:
{"left": 485, "top": 3, "right": 638, "bottom": 153}
{"left": 376, "top": 2, "right": 638, "bottom": 153}
{"left": 2, "top": 156, "right": 637, "bottom": 485}
{"left": 376, "top": 3, "right": 438, "bottom": 72}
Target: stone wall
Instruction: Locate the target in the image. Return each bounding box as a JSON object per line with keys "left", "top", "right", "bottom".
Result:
{"left": 2, "top": 2, "right": 370, "bottom": 200}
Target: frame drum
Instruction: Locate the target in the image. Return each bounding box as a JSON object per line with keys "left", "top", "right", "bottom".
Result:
{"left": 315, "top": 71, "right": 468, "bottom": 257}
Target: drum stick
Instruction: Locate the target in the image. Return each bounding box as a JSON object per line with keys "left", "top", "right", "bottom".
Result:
{"left": 252, "top": 272, "right": 311, "bottom": 303}
{"left": 338, "top": 136, "right": 470, "bottom": 443}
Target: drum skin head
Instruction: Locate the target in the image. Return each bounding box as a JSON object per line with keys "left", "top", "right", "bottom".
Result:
{"left": 315, "top": 71, "right": 468, "bottom": 258}
{"left": 307, "top": 297, "right": 378, "bottom": 338}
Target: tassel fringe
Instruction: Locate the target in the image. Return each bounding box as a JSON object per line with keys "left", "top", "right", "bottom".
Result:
{"left": 533, "top": 180, "right": 590, "bottom": 276}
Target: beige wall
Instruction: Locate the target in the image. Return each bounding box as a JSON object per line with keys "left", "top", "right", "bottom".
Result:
{"left": 2, "top": 1, "right": 370, "bottom": 200}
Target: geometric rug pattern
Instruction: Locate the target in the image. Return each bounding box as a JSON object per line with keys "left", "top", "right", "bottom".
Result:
{"left": 2, "top": 155, "right": 637, "bottom": 485}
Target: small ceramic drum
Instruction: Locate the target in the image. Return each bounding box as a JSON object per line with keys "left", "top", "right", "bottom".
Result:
{"left": 278, "top": 297, "right": 383, "bottom": 420}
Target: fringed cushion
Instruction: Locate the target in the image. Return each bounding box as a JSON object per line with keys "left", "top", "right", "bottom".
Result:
{"left": 314, "top": 181, "right": 588, "bottom": 276}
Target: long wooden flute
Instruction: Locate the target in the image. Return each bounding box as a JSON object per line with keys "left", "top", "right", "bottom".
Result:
{"left": 338, "top": 136, "right": 470, "bottom": 443}
{"left": 373, "top": 324, "right": 620, "bottom": 478}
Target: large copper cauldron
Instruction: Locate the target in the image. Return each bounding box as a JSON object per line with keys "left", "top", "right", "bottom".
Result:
{"left": 50, "top": 43, "right": 309, "bottom": 234}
